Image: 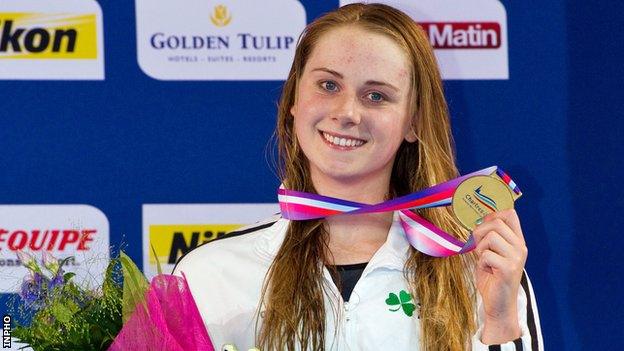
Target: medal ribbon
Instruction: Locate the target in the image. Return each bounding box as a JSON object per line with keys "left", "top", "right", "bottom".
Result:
{"left": 278, "top": 166, "right": 521, "bottom": 257}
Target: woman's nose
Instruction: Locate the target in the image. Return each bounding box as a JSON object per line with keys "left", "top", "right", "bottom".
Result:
{"left": 330, "top": 93, "right": 361, "bottom": 126}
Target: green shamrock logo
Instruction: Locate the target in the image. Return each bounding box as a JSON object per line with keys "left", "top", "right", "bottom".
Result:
{"left": 385, "top": 290, "right": 416, "bottom": 317}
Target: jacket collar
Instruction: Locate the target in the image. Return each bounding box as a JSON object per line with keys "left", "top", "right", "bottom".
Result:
{"left": 254, "top": 216, "right": 289, "bottom": 262}
{"left": 254, "top": 212, "right": 411, "bottom": 271}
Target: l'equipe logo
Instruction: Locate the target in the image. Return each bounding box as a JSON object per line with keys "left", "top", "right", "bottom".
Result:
{"left": 0, "top": 205, "right": 110, "bottom": 293}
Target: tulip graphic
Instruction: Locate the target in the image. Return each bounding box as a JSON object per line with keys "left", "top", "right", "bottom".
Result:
{"left": 210, "top": 5, "right": 232, "bottom": 27}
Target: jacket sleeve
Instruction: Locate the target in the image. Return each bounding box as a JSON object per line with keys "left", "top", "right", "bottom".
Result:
{"left": 471, "top": 270, "right": 544, "bottom": 351}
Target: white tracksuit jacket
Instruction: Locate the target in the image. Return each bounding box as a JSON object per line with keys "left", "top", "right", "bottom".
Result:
{"left": 173, "top": 213, "right": 543, "bottom": 351}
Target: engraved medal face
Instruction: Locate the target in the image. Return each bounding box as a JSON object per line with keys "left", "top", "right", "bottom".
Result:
{"left": 451, "top": 175, "right": 514, "bottom": 230}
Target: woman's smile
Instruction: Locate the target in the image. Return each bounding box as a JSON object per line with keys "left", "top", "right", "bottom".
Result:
{"left": 319, "top": 130, "right": 367, "bottom": 149}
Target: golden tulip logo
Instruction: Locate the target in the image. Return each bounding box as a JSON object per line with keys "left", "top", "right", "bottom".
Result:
{"left": 210, "top": 5, "right": 232, "bottom": 27}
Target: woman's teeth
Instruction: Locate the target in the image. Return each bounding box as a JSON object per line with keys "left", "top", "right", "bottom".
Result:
{"left": 322, "top": 132, "right": 364, "bottom": 147}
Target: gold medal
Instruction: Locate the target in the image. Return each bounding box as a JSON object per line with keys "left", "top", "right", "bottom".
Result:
{"left": 451, "top": 175, "right": 515, "bottom": 230}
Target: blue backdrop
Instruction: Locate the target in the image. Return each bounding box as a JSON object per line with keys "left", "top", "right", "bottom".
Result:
{"left": 1, "top": 1, "right": 622, "bottom": 349}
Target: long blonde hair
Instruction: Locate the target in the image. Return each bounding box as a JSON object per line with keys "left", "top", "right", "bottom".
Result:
{"left": 259, "top": 3, "right": 476, "bottom": 350}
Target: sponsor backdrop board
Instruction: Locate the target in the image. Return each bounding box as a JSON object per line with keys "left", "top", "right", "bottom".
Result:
{"left": 0, "top": 0, "right": 104, "bottom": 79}
{"left": 1, "top": 0, "right": 623, "bottom": 350}
{"left": 340, "top": 0, "right": 509, "bottom": 79}
{"left": 142, "top": 204, "right": 279, "bottom": 279}
{"left": 136, "top": 0, "right": 306, "bottom": 80}
{"left": 0, "top": 205, "right": 109, "bottom": 293}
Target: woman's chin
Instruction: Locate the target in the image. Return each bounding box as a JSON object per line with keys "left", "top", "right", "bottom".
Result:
{"left": 313, "top": 169, "right": 372, "bottom": 186}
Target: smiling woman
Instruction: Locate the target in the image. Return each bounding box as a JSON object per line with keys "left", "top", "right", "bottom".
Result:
{"left": 291, "top": 25, "right": 416, "bottom": 197}
{"left": 174, "top": 3, "right": 542, "bottom": 351}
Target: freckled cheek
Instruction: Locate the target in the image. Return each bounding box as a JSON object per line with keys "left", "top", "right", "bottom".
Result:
{"left": 370, "top": 122, "right": 410, "bottom": 150}
{"left": 370, "top": 114, "right": 403, "bottom": 133}
{"left": 293, "top": 105, "right": 321, "bottom": 143}
{"left": 293, "top": 119, "right": 315, "bottom": 151}
{"left": 295, "top": 98, "right": 328, "bottom": 123}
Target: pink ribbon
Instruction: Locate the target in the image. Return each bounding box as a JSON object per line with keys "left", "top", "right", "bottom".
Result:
{"left": 278, "top": 166, "right": 520, "bottom": 257}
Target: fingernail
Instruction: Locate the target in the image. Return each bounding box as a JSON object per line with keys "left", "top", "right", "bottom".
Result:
{"left": 475, "top": 217, "right": 484, "bottom": 225}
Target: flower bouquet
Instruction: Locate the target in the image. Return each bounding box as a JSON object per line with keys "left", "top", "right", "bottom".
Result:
{"left": 10, "top": 250, "right": 123, "bottom": 350}
{"left": 8, "top": 250, "right": 214, "bottom": 351}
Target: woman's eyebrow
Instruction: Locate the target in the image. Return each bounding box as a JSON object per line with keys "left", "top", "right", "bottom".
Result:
{"left": 310, "top": 67, "right": 400, "bottom": 92}
{"left": 311, "top": 67, "right": 343, "bottom": 78}
{"left": 365, "top": 80, "right": 399, "bottom": 92}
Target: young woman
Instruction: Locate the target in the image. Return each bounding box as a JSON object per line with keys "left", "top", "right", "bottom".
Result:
{"left": 174, "top": 3, "right": 542, "bottom": 350}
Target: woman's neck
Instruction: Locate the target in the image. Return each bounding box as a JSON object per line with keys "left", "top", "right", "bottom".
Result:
{"left": 310, "top": 170, "right": 391, "bottom": 205}
{"left": 310, "top": 172, "right": 394, "bottom": 265}
{"left": 324, "top": 211, "right": 394, "bottom": 265}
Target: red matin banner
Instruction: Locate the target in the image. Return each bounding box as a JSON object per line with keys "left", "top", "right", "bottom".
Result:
{"left": 419, "top": 22, "right": 502, "bottom": 49}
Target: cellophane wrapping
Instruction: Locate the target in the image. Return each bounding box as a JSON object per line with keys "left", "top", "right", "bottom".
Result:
{"left": 108, "top": 274, "right": 215, "bottom": 351}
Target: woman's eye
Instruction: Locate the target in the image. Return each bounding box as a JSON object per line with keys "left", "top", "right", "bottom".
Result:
{"left": 368, "top": 92, "right": 384, "bottom": 102}
{"left": 321, "top": 81, "right": 338, "bottom": 92}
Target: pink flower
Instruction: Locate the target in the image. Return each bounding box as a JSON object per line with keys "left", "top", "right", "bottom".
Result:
{"left": 16, "top": 250, "right": 34, "bottom": 265}
{"left": 42, "top": 251, "right": 60, "bottom": 275}
{"left": 16, "top": 250, "right": 41, "bottom": 273}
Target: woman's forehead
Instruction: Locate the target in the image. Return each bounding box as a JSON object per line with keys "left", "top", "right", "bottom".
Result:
{"left": 304, "top": 26, "right": 411, "bottom": 84}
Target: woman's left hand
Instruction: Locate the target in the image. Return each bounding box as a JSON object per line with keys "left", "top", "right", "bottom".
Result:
{"left": 472, "top": 209, "right": 527, "bottom": 344}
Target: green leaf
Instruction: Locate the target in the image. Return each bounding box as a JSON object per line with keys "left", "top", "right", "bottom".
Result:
{"left": 102, "top": 258, "right": 122, "bottom": 299}
{"left": 385, "top": 292, "right": 400, "bottom": 306}
{"left": 58, "top": 257, "right": 73, "bottom": 268}
{"left": 150, "top": 244, "right": 162, "bottom": 276}
{"left": 63, "top": 272, "right": 76, "bottom": 283}
{"left": 402, "top": 302, "right": 416, "bottom": 317}
{"left": 399, "top": 290, "right": 412, "bottom": 304}
{"left": 119, "top": 251, "right": 149, "bottom": 324}
{"left": 50, "top": 302, "right": 74, "bottom": 324}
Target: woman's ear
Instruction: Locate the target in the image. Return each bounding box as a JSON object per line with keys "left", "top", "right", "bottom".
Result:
{"left": 405, "top": 123, "right": 417, "bottom": 143}
{"left": 290, "top": 104, "right": 297, "bottom": 117}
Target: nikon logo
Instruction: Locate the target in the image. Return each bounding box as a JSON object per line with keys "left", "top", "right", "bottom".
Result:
{"left": 149, "top": 224, "right": 241, "bottom": 265}
{"left": 0, "top": 13, "right": 98, "bottom": 59}
{"left": 0, "top": 20, "right": 76, "bottom": 53}
{"left": 210, "top": 5, "right": 231, "bottom": 27}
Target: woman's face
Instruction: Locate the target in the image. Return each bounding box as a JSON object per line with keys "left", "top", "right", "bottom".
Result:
{"left": 291, "top": 25, "right": 416, "bottom": 190}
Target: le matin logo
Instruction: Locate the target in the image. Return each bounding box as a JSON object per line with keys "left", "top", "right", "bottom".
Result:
{"left": 210, "top": 4, "right": 231, "bottom": 27}
{"left": 0, "top": 13, "right": 98, "bottom": 59}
